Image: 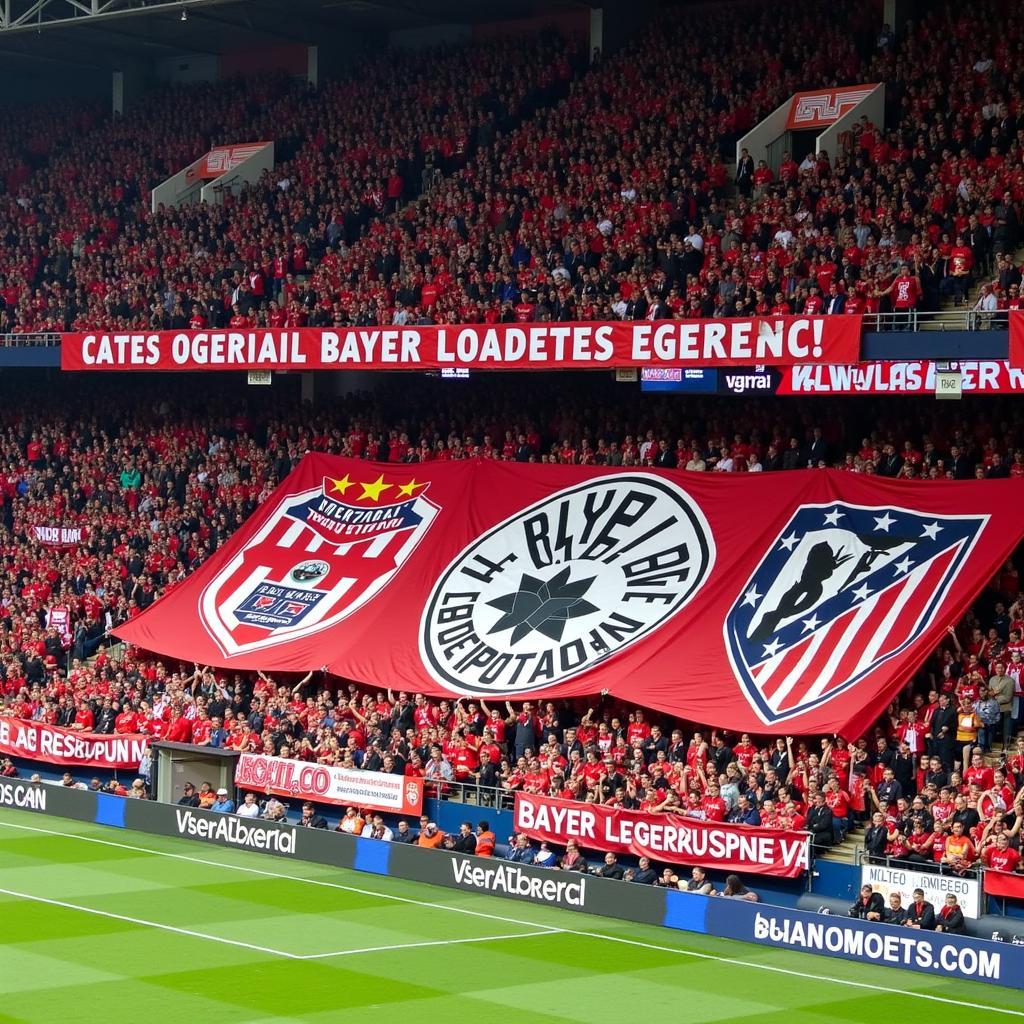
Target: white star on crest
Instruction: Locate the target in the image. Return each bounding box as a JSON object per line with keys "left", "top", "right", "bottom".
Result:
{"left": 823, "top": 508, "right": 845, "bottom": 526}
{"left": 741, "top": 586, "right": 762, "bottom": 608}
{"left": 873, "top": 512, "right": 896, "bottom": 532}
{"left": 893, "top": 556, "right": 913, "bottom": 576}
{"left": 779, "top": 533, "right": 800, "bottom": 551}
{"left": 762, "top": 638, "right": 783, "bottom": 658}
{"left": 921, "top": 522, "right": 942, "bottom": 540}
{"left": 851, "top": 583, "right": 872, "bottom": 602}
{"left": 801, "top": 614, "right": 821, "bottom": 633}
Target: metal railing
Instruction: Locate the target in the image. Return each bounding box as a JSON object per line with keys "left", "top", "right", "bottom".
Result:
{"left": 864, "top": 309, "right": 992, "bottom": 332}
{"left": 0, "top": 332, "right": 61, "bottom": 347}
{"left": 423, "top": 778, "right": 516, "bottom": 810}
{"left": 0, "top": 312, "right": 1001, "bottom": 351}
{"left": 853, "top": 845, "right": 981, "bottom": 882}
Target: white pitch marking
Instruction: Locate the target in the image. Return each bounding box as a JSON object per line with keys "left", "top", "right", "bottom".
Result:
{"left": 0, "top": 885, "right": 303, "bottom": 959}
{"left": 295, "top": 928, "right": 562, "bottom": 960}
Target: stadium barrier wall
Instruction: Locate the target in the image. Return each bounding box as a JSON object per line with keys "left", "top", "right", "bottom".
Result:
{"left": 3, "top": 780, "right": 1024, "bottom": 990}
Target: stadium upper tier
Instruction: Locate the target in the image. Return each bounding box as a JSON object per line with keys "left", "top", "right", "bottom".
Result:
{"left": 2, "top": 0, "right": 1023, "bottom": 337}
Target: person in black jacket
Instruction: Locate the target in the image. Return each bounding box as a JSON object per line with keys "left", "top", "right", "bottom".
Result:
{"left": 934, "top": 893, "right": 966, "bottom": 934}
{"left": 849, "top": 884, "right": 885, "bottom": 919}
{"left": 806, "top": 792, "right": 834, "bottom": 852}
{"left": 930, "top": 694, "right": 957, "bottom": 770}
{"left": 445, "top": 822, "right": 477, "bottom": 854}
{"left": 904, "top": 889, "right": 936, "bottom": 929}
{"left": 881, "top": 893, "right": 908, "bottom": 925}
{"left": 476, "top": 750, "right": 501, "bottom": 789}
{"left": 176, "top": 781, "right": 200, "bottom": 807}
{"left": 598, "top": 852, "right": 625, "bottom": 880}
{"left": 631, "top": 856, "right": 658, "bottom": 885}
{"left": 653, "top": 440, "right": 678, "bottom": 468}
{"left": 297, "top": 801, "right": 328, "bottom": 829}
{"left": 863, "top": 812, "right": 889, "bottom": 862}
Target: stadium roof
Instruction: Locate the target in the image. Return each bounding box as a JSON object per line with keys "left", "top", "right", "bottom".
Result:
{"left": 0, "top": 0, "right": 594, "bottom": 73}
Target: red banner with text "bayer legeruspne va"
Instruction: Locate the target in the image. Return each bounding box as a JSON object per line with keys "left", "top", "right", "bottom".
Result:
{"left": 514, "top": 793, "right": 810, "bottom": 877}
{"left": 60, "top": 317, "right": 861, "bottom": 371}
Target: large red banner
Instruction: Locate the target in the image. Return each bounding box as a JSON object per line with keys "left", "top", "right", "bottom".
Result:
{"left": 514, "top": 793, "right": 809, "bottom": 877}
{"left": 112, "top": 456, "right": 1024, "bottom": 737}
{"left": 234, "top": 751, "right": 423, "bottom": 815}
{"left": 60, "top": 317, "right": 861, "bottom": 372}
{"left": 0, "top": 718, "right": 148, "bottom": 768}
{"left": 779, "top": 360, "right": 1024, "bottom": 395}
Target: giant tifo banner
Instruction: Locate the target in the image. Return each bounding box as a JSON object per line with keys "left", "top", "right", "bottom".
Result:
{"left": 112, "top": 456, "right": 1024, "bottom": 737}
{"left": 779, "top": 360, "right": 1024, "bottom": 395}
{"left": 31, "top": 524, "right": 87, "bottom": 548}
{"left": 59, "top": 317, "right": 861, "bottom": 372}
{"left": 514, "top": 793, "right": 809, "bottom": 877}
{"left": 234, "top": 751, "right": 423, "bottom": 815}
{"left": 0, "top": 718, "right": 148, "bottom": 768}
{"left": 786, "top": 85, "right": 878, "bottom": 129}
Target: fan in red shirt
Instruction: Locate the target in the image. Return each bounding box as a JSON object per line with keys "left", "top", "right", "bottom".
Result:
{"left": 824, "top": 779, "right": 851, "bottom": 838}
{"left": 803, "top": 286, "right": 824, "bottom": 314}
{"left": 880, "top": 263, "right": 921, "bottom": 312}
{"left": 165, "top": 712, "right": 193, "bottom": 744}
{"left": 700, "top": 784, "right": 728, "bottom": 822}
{"left": 732, "top": 734, "right": 758, "bottom": 770}
{"left": 451, "top": 738, "right": 480, "bottom": 782}
{"left": 983, "top": 835, "right": 1021, "bottom": 873}
{"left": 964, "top": 752, "right": 994, "bottom": 791}
{"left": 626, "top": 711, "right": 651, "bottom": 746}
{"left": 114, "top": 706, "right": 139, "bottom": 733}
{"left": 72, "top": 705, "right": 94, "bottom": 731}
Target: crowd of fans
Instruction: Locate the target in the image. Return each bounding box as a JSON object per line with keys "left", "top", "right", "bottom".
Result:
{"left": 3, "top": 0, "right": 1024, "bottom": 338}
{"left": 0, "top": 376, "right": 1017, "bottom": 880}
{"left": 1, "top": 0, "right": 1024, "bottom": 896}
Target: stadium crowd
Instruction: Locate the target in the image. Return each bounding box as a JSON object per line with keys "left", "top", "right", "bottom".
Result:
{"left": 0, "top": 376, "right": 1018, "bottom": 877}
{"left": 3, "top": 0, "right": 1024, "bottom": 337}
{"left": 1, "top": 0, "right": 1024, "bottom": 886}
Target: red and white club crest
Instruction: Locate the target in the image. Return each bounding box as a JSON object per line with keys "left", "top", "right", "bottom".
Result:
{"left": 405, "top": 781, "right": 420, "bottom": 806}
{"left": 200, "top": 473, "right": 438, "bottom": 657}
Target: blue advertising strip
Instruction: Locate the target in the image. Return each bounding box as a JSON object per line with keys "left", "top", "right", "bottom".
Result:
{"left": 701, "top": 898, "right": 1024, "bottom": 990}
{"left": 94, "top": 791, "right": 126, "bottom": 828}
{"left": 353, "top": 835, "right": 392, "bottom": 876}
{"left": 662, "top": 890, "right": 708, "bottom": 934}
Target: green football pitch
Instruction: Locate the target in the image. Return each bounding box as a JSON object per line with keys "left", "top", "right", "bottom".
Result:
{"left": 1, "top": 807, "right": 1023, "bottom": 1023}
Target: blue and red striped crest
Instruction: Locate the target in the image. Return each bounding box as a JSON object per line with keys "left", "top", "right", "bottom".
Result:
{"left": 724, "top": 503, "right": 986, "bottom": 725}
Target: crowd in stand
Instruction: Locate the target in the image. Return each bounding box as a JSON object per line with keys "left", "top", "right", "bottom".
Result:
{"left": 0, "top": 376, "right": 1018, "bottom": 875}
{"left": 5, "top": 0, "right": 1024, "bottom": 337}
{"left": 2, "top": 0, "right": 1024, "bottom": 886}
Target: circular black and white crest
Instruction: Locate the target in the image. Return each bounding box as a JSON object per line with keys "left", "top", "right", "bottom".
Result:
{"left": 420, "top": 475, "right": 715, "bottom": 695}
{"left": 289, "top": 560, "right": 330, "bottom": 585}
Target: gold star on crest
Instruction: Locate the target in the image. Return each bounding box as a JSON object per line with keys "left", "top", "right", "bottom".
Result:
{"left": 358, "top": 474, "right": 393, "bottom": 502}
{"left": 396, "top": 478, "right": 425, "bottom": 497}
{"left": 327, "top": 474, "right": 353, "bottom": 496}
